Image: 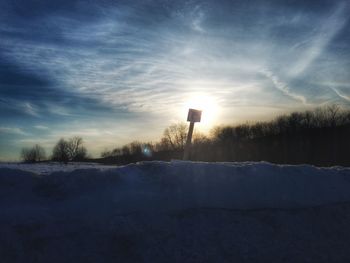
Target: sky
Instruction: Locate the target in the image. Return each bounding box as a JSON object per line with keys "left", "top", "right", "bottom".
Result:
{"left": 0, "top": 0, "right": 350, "bottom": 161}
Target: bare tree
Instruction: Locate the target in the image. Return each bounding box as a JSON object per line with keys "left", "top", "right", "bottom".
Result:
{"left": 121, "top": 145, "right": 131, "bottom": 156}
{"left": 101, "top": 147, "right": 123, "bottom": 158}
{"left": 52, "top": 138, "right": 69, "bottom": 163}
{"left": 326, "top": 104, "right": 340, "bottom": 127}
{"left": 211, "top": 126, "right": 234, "bottom": 142}
{"left": 67, "top": 136, "right": 87, "bottom": 161}
{"left": 111, "top": 148, "right": 122, "bottom": 156}
{"left": 302, "top": 110, "right": 314, "bottom": 128}
{"left": 128, "top": 141, "right": 142, "bottom": 155}
{"left": 101, "top": 149, "right": 112, "bottom": 158}
{"left": 192, "top": 132, "right": 209, "bottom": 145}
{"left": 21, "top": 144, "right": 46, "bottom": 163}
{"left": 161, "top": 123, "right": 188, "bottom": 150}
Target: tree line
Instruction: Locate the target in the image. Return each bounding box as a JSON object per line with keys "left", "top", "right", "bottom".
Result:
{"left": 99, "top": 105, "right": 350, "bottom": 166}
{"left": 21, "top": 105, "right": 350, "bottom": 166}
{"left": 21, "top": 136, "right": 87, "bottom": 163}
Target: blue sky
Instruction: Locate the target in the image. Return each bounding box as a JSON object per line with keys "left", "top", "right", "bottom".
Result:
{"left": 1, "top": 0, "right": 350, "bottom": 160}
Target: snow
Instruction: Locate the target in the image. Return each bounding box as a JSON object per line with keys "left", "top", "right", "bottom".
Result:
{"left": 1, "top": 161, "right": 350, "bottom": 262}
{"left": 0, "top": 162, "right": 117, "bottom": 175}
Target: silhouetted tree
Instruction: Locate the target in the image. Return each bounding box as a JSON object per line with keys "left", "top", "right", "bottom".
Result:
{"left": 111, "top": 148, "right": 122, "bottom": 156}
{"left": 52, "top": 137, "right": 87, "bottom": 162}
{"left": 67, "top": 136, "right": 87, "bottom": 161}
{"left": 161, "top": 122, "right": 188, "bottom": 150}
{"left": 326, "top": 104, "right": 340, "bottom": 127}
{"left": 52, "top": 138, "right": 69, "bottom": 163}
{"left": 101, "top": 149, "right": 111, "bottom": 158}
{"left": 121, "top": 145, "right": 131, "bottom": 156}
{"left": 129, "top": 141, "right": 142, "bottom": 155}
{"left": 101, "top": 147, "right": 123, "bottom": 158}
{"left": 211, "top": 126, "right": 234, "bottom": 143}
{"left": 20, "top": 144, "right": 46, "bottom": 163}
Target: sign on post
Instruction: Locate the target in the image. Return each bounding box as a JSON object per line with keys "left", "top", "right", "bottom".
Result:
{"left": 187, "top": 109, "right": 202, "bottom": 123}
{"left": 183, "top": 108, "right": 202, "bottom": 160}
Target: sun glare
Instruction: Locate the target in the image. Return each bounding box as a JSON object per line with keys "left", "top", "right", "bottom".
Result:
{"left": 183, "top": 93, "right": 220, "bottom": 129}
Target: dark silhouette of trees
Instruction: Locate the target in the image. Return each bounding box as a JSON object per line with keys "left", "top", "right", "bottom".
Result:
{"left": 160, "top": 122, "right": 187, "bottom": 151}
{"left": 67, "top": 136, "right": 87, "bottom": 161}
{"left": 100, "top": 141, "right": 156, "bottom": 164}
{"left": 17, "top": 105, "right": 349, "bottom": 166}
{"left": 52, "top": 136, "right": 87, "bottom": 163}
{"left": 204, "top": 105, "right": 350, "bottom": 165}
{"left": 99, "top": 105, "right": 350, "bottom": 166}
{"left": 52, "top": 138, "right": 69, "bottom": 163}
{"left": 20, "top": 144, "right": 46, "bottom": 163}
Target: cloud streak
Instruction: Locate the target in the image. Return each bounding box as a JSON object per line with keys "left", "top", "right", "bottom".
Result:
{"left": 331, "top": 87, "right": 350, "bottom": 102}
{"left": 288, "top": 1, "right": 349, "bottom": 77}
{"left": 260, "top": 69, "right": 307, "bottom": 105}
{"left": 0, "top": 127, "right": 27, "bottom": 135}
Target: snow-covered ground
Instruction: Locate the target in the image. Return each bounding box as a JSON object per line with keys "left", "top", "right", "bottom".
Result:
{"left": 1, "top": 161, "right": 350, "bottom": 262}
{"left": 0, "top": 161, "right": 117, "bottom": 175}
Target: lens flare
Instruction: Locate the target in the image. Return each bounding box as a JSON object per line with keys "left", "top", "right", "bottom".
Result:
{"left": 142, "top": 145, "right": 152, "bottom": 157}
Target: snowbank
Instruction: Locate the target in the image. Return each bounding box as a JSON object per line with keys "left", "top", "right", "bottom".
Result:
{"left": 1, "top": 161, "right": 350, "bottom": 262}
{"left": 0, "top": 162, "right": 117, "bottom": 175}
{"left": 2, "top": 161, "right": 350, "bottom": 209}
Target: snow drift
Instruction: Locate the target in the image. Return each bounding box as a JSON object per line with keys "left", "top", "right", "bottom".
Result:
{"left": 1, "top": 161, "right": 350, "bottom": 262}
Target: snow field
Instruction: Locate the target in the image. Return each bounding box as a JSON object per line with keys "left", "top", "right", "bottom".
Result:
{"left": 1, "top": 161, "right": 350, "bottom": 262}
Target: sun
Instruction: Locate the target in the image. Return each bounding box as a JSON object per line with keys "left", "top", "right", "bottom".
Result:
{"left": 182, "top": 93, "right": 220, "bottom": 129}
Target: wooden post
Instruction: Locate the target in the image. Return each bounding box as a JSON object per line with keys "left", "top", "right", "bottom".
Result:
{"left": 183, "top": 121, "right": 195, "bottom": 160}
{"left": 183, "top": 108, "right": 201, "bottom": 160}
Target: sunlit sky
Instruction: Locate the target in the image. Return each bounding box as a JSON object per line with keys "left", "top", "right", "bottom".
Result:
{"left": 1, "top": 0, "right": 350, "bottom": 160}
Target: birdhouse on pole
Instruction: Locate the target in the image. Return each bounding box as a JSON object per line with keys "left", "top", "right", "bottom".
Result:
{"left": 183, "top": 108, "right": 202, "bottom": 160}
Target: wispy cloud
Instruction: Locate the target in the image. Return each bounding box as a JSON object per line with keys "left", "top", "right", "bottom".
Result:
{"left": 331, "top": 87, "right": 350, "bottom": 102}
{"left": 288, "top": 2, "right": 349, "bottom": 77}
{"left": 190, "top": 5, "right": 206, "bottom": 33}
{"left": 260, "top": 69, "right": 307, "bottom": 105}
{"left": 0, "top": 127, "right": 27, "bottom": 135}
{"left": 34, "top": 125, "right": 49, "bottom": 130}
{"left": 22, "top": 102, "right": 40, "bottom": 117}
